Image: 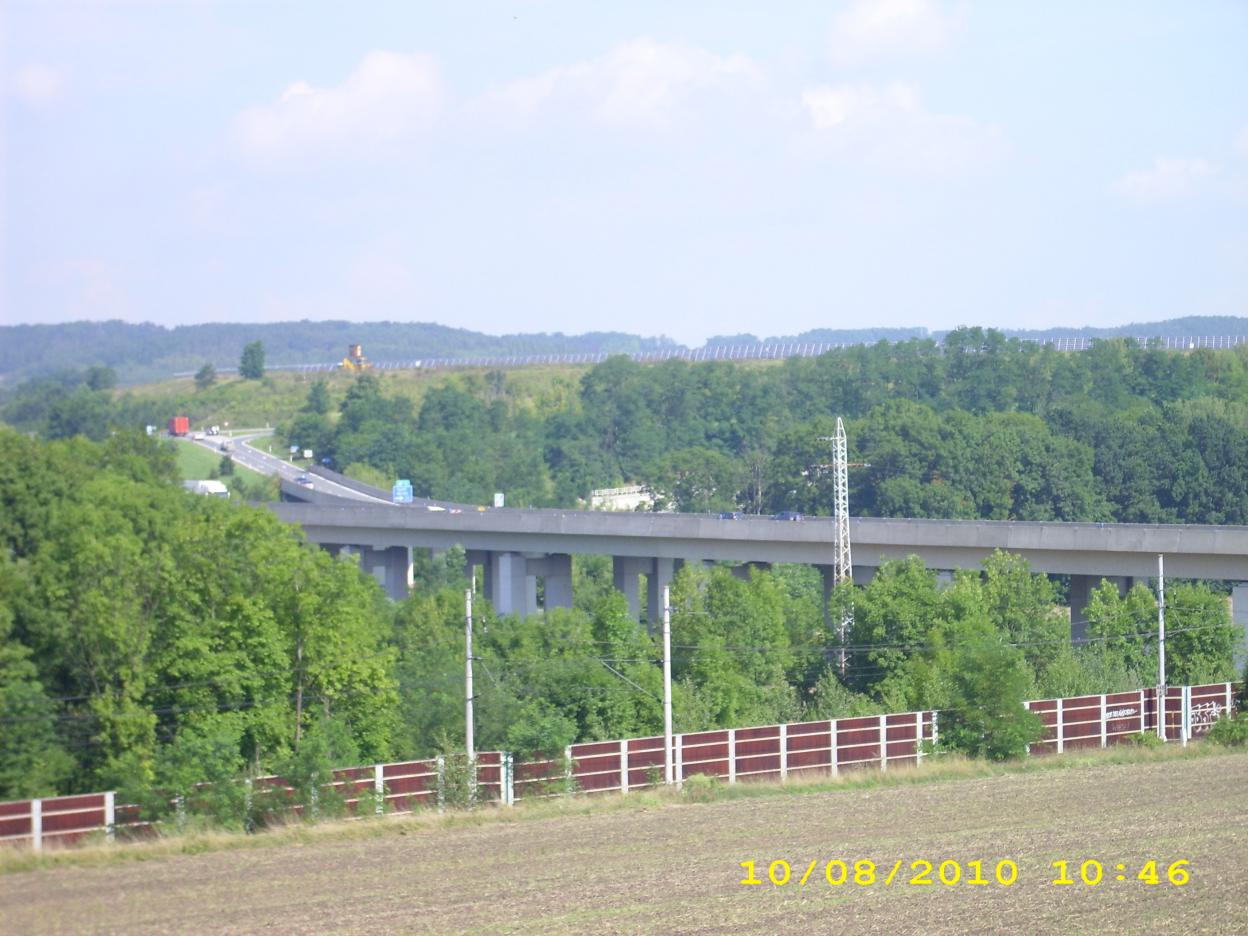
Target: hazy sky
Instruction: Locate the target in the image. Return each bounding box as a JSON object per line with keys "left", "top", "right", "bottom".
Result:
{"left": 3, "top": 1, "right": 1247, "bottom": 345}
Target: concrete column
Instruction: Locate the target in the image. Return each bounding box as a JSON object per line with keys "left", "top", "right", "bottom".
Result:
{"left": 1069, "top": 574, "right": 1094, "bottom": 642}
{"left": 646, "top": 558, "right": 675, "bottom": 626}
{"left": 817, "top": 565, "right": 835, "bottom": 629}
{"left": 851, "top": 565, "right": 877, "bottom": 586}
{"left": 355, "top": 547, "right": 404, "bottom": 600}
{"left": 489, "top": 551, "right": 528, "bottom": 616}
{"left": 1233, "top": 584, "right": 1248, "bottom": 667}
{"left": 613, "top": 557, "right": 650, "bottom": 621}
{"left": 530, "top": 554, "right": 574, "bottom": 610}
{"left": 466, "top": 550, "right": 490, "bottom": 599}
{"left": 380, "top": 545, "right": 413, "bottom": 601}
{"left": 1069, "top": 575, "right": 1133, "bottom": 642}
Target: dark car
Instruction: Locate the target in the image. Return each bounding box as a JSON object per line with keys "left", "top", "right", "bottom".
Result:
{"left": 718, "top": 511, "right": 744, "bottom": 520}
{"left": 772, "top": 511, "right": 803, "bottom": 521}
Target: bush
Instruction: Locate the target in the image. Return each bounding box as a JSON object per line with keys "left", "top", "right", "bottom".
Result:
{"left": 435, "top": 751, "right": 477, "bottom": 810}
{"left": 1207, "top": 713, "right": 1248, "bottom": 747}
{"left": 680, "top": 772, "right": 722, "bottom": 803}
{"left": 941, "top": 637, "right": 1044, "bottom": 761}
{"left": 1124, "top": 731, "right": 1163, "bottom": 749}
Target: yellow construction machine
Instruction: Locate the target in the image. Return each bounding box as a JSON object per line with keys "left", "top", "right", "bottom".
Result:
{"left": 340, "top": 344, "right": 372, "bottom": 371}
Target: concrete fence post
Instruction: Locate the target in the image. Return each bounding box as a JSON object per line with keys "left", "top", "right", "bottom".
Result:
{"left": 1139, "top": 690, "right": 1146, "bottom": 735}
{"left": 1181, "top": 685, "right": 1191, "bottom": 747}
{"left": 830, "top": 720, "right": 839, "bottom": 777}
{"left": 31, "top": 798, "right": 42, "bottom": 852}
{"left": 1056, "top": 698, "right": 1065, "bottom": 754}
{"left": 879, "top": 714, "right": 888, "bottom": 771}
{"left": 779, "top": 724, "right": 788, "bottom": 782}
{"left": 1227, "top": 682, "right": 1235, "bottom": 716}
{"left": 727, "top": 729, "right": 736, "bottom": 785}
{"left": 675, "top": 734, "right": 684, "bottom": 788}
{"left": 620, "top": 740, "right": 629, "bottom": 794}
{"left": 373, "top": 764, "right": 385, "bottom": 815}
{"left": 1099, "top": 694, "right": 1107, "bottom": 748}
{"left": 915, "top": 711, "right": 924, "bottom": 762}
{"left": 501, "top": 753, "right": 514, "bottom": 806}
{"left": 436, "top": 756, "right": 445, "bottom": 812}
{"left": 104, "top": 791, "right": 115, "bottom": 842}
{"left": 564, "top": 745, "right": 574, "bottom": 796}
{"left": 931, "top": 712, "right": 940, "bottom": 749}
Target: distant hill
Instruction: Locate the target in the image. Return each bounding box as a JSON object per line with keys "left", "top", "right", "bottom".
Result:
{"left": 2, "top": 316, "right": 1247, "bottom": 386}
{"left": 0, "top": 321, "right": 679, "bottom": 386}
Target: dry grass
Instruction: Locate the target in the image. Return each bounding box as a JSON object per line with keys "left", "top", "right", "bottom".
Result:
{"left": 4, "top": 745, "right": 1246, "bottom": 935}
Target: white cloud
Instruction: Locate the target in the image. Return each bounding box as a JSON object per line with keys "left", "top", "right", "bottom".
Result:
{"left": 11, "top": 64, "right": 67, "bottom": 109}
{"left": 800, "top": 81, "right": 1003, "bottom": 174}
{"left": 232, "top": 51, "right": 441, "bottom": 162}
{"left": 827, "top": 0, "right": 959, "bottom": 66}
{"left": 480, "top": 38, "right": 760, "bottom": 131}
{"left": 1113, "top": 157, "right": 1213, "bottom": 202}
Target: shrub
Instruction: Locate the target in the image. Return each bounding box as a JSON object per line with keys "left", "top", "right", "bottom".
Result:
{"left": 1207, "top": 712, "right": 1248, "bottom": 747}
{"left": 1123, "top": 731, "right": 1163, "bottom": 749}
{"left": 680, "top": 772, "right": 722, "bottom": 803}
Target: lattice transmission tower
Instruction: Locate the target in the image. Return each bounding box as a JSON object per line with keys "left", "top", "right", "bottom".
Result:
{"left": 818, "top": 418, "right": 867, "bottom": 675}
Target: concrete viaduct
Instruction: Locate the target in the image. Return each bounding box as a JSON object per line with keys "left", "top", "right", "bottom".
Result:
{"left": 269, "top": 491, "right": 1248, "bottom": 640}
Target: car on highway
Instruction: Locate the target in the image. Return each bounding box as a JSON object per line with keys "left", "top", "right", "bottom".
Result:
{"left": 772, "top": 511, "right": 804, "bottom": 521}
{"left": 718, "top": 511, "right": 744, "bottom": 520}
{"left": 295, "top": 474, "right": 314, "bottom": 488}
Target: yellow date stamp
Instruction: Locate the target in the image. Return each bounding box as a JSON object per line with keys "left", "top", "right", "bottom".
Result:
{"left": 739, "top": 858, "right": 1191, "bottom": 888}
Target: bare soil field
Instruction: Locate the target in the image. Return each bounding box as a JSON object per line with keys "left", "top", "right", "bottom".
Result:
{"left": 5, "top": 752, "right": 1247, "bottom": 936}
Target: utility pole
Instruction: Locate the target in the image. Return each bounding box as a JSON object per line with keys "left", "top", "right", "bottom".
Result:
{"left": 465, "top": 588, "right": 475, "bottom": 762}
{"left": 1157, "top": 554, "right": 1166, "bottom": 741}
{"left": 663, "top": 585, "right": 673, "bottom": 786}
{"left": 817, "top": 418, "right": 867, "bottom": 675}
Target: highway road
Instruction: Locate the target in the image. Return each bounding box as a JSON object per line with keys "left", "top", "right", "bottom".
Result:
{"left": 184, "top": 431, "right": 390, "bottom": 504}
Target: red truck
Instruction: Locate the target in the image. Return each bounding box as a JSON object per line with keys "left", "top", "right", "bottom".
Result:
{"left": 168, "top": 416, "right": 190, "bottom": 436}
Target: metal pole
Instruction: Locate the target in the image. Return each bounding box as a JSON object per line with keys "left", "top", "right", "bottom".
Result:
{"left": 663, "top": 585, "right": 673, "bottom": 785}
{"left": 465, "top": 589, "right": 475, "bottom": 761}
{"left": 1157, "top": 554, "right": 1166, "bottom": 741}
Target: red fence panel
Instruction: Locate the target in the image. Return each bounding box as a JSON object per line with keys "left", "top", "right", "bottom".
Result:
{"left": 786, "top": 721, "right": 833, "bottom": 775}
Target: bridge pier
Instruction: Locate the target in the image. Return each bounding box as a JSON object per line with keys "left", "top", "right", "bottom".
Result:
{"left": 1069, "top": 575, "right": 1134, "bottom": 641}
{"left": 613, "top": 556, "right": 649, "bottom": 622}
{"left": 647, "top": 558, "right": 675, "bottom": 626}
{"left": 527, "top": 553, "right": 574, "bottom": 611}
{"left": 346, "top": 545, "right": 413, "bottom": 601}
{"left": 1233, "top": 584, "right": 1248, "bottom": 667}
{"left": 467, "top": 550, "right": 572, "bottom": 615}
{"left": 486, "top": 551, "right": 536, "bottom": 616}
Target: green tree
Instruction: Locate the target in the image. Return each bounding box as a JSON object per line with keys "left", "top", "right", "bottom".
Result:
{"left": 85, "top": 365, "right": 117, "bottom": 391}
{"left": 239, "top": 341, "right": 265, "bottom": 380}
{"left": 304, "top": 380, "right": 331, "bottom": 415}
{"left": 194, "top": 362, "right": 216, "bottom": 390}
{"left": 940, "top": 635, "right": 1044, "bottom": 760}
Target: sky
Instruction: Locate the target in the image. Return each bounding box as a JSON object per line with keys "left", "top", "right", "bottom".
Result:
{"left": 2, "top": 1, "right": 1247, "bottom": 346}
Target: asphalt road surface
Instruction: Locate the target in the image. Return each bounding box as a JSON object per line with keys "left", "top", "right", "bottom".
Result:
{"left": 186, "top": 431, "right": 389, "bottom": 503}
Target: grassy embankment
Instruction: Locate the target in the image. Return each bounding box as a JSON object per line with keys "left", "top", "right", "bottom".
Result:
{"left": 172, "top": 438, "right": 269, "bottom": 487}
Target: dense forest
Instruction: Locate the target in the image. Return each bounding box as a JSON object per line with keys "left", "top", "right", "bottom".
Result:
{"left": 0, "top": 427, "right": 1239, "bottom": 807}
{"left": 3, "top": 330, "right": 1247, "bottom": 810}
{"left": 270, "top": 330, "right": 1248, "bottom": 526}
